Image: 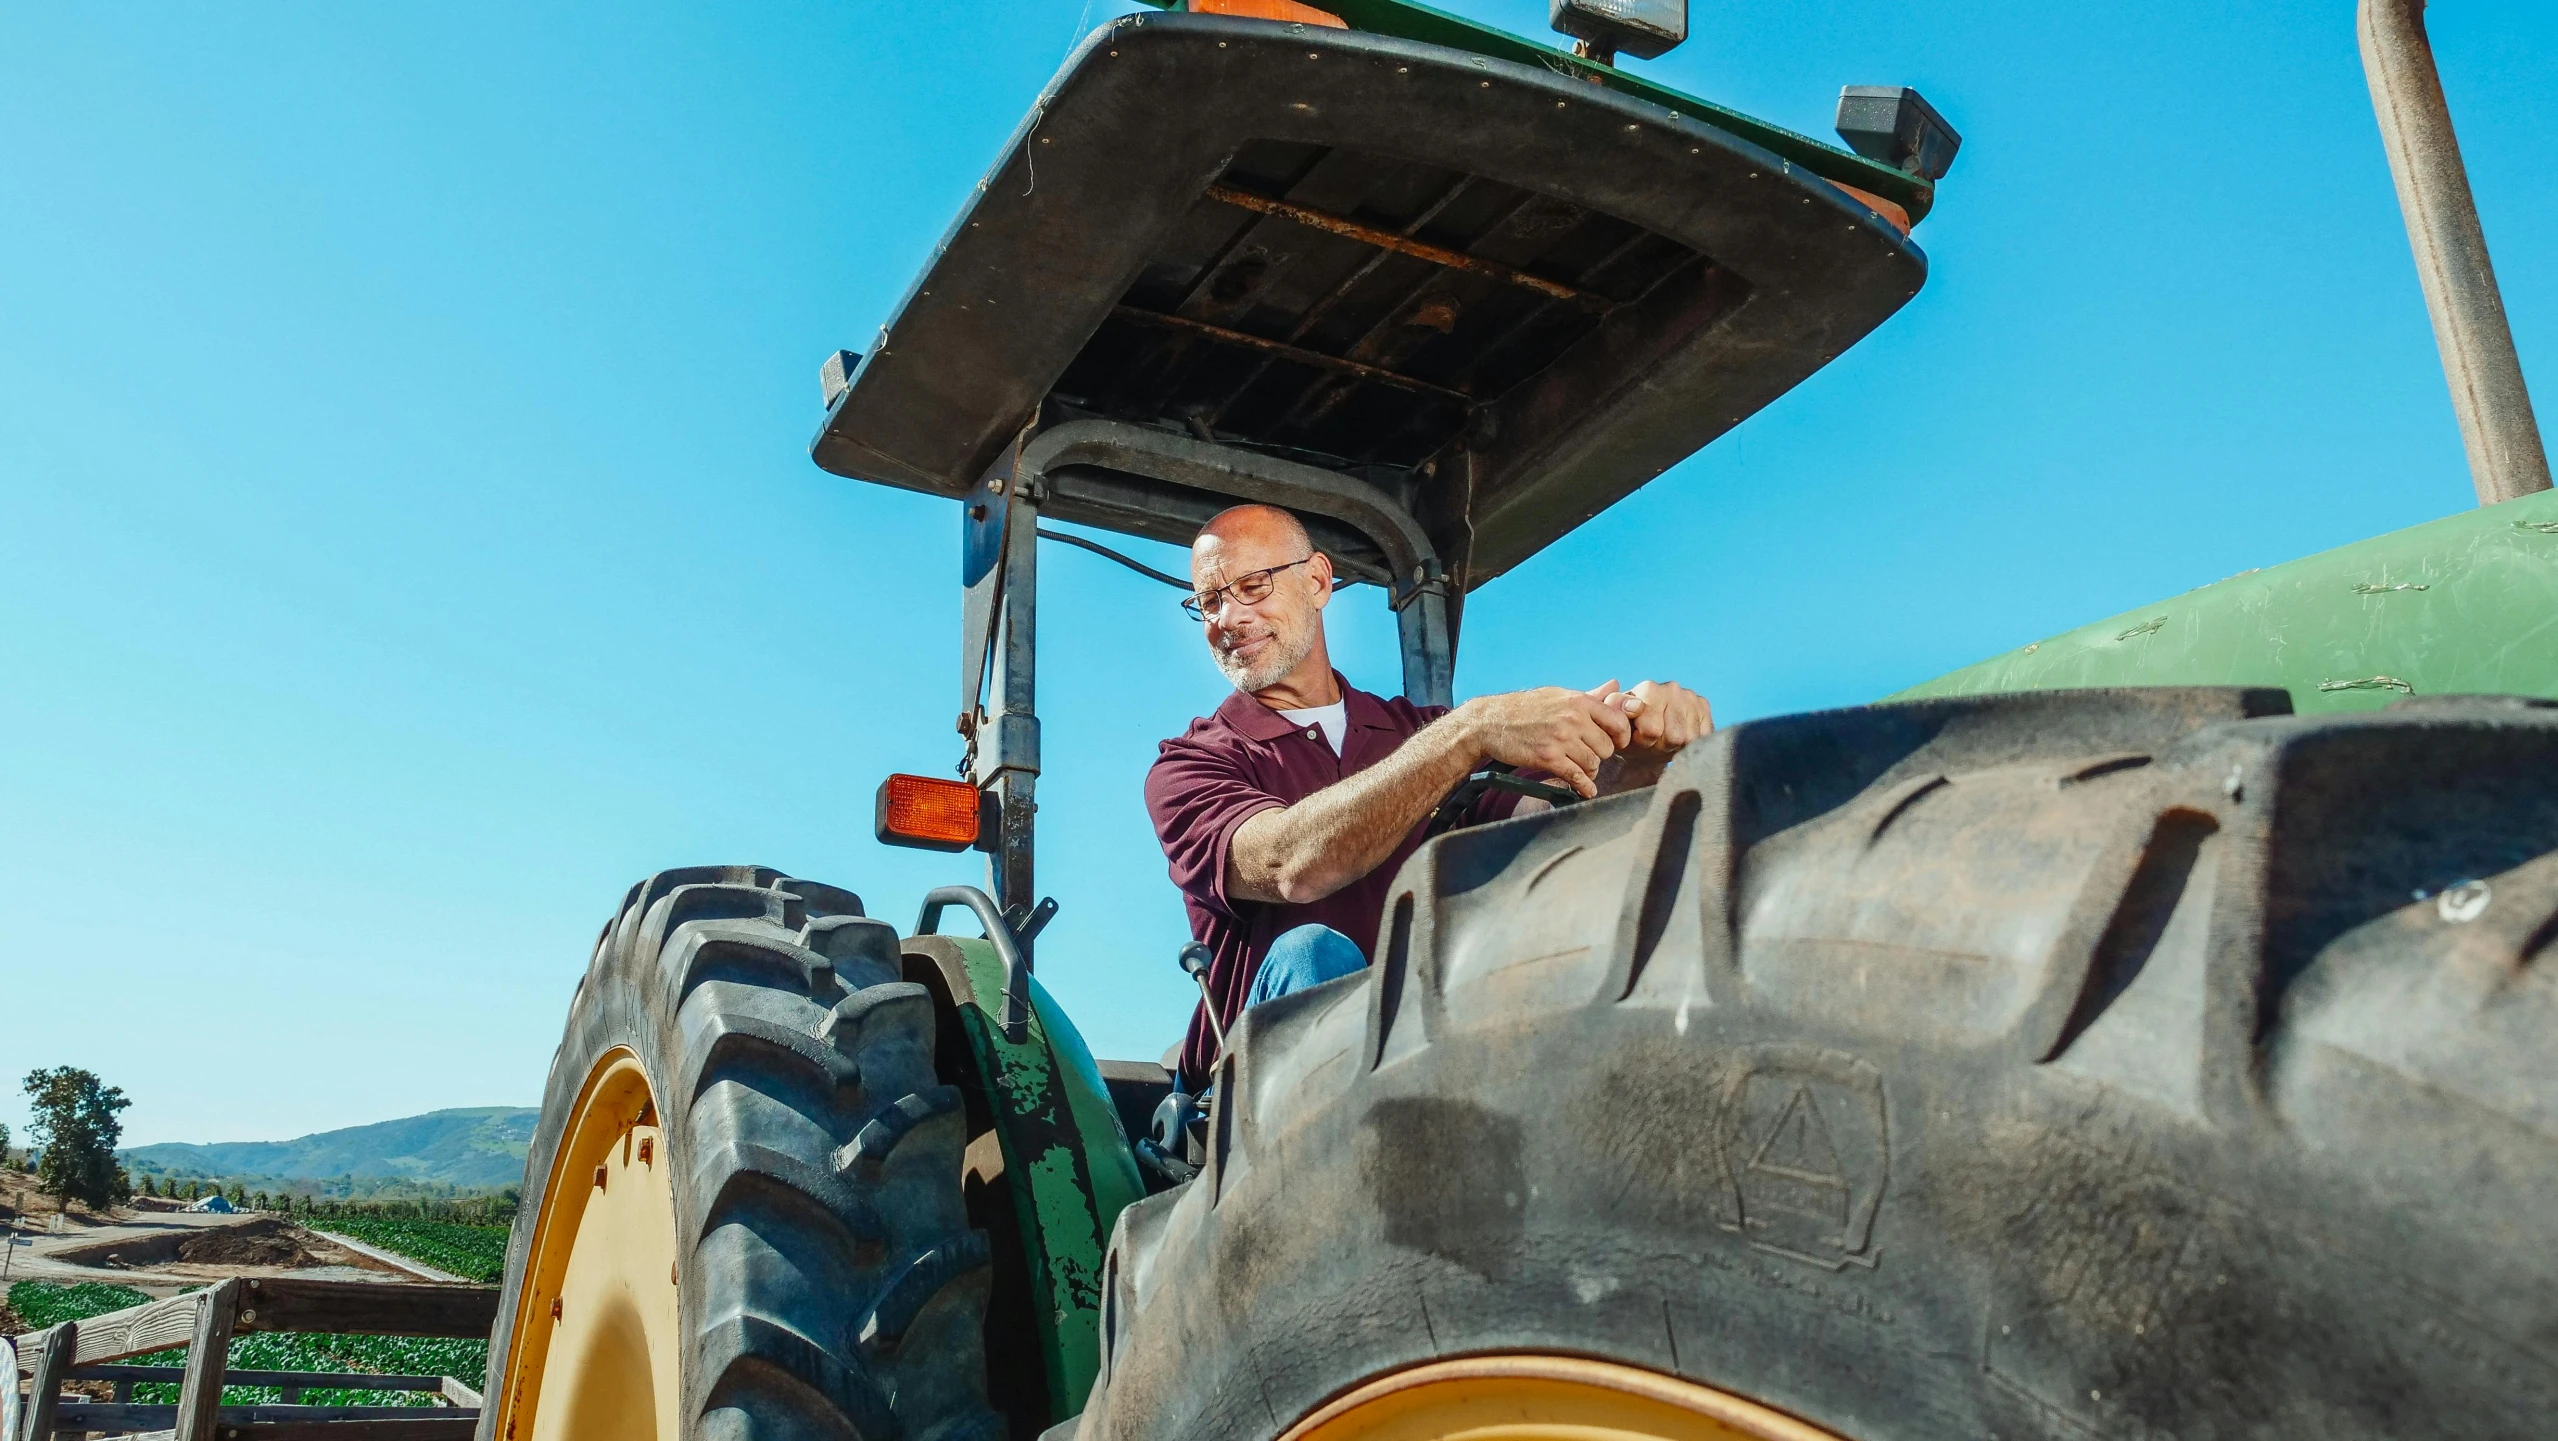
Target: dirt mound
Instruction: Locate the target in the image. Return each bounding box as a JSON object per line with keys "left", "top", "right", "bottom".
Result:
{"left": 175, "top": 1216, "right": 323, "bottom": 1267}
{"left": 51, "top": 1227, "right": 188, "bottom": 1268}
{"left": 53, "top": 1215, "right": 396, "bottom": 1275}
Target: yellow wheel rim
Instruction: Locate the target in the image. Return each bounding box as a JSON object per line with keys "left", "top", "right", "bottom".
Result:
{"left": 493, "top": 1049, "right": 683, "bottom": 1441}
{"left": 1278, "top": 1355, "right": 1848, "bottom": 1441}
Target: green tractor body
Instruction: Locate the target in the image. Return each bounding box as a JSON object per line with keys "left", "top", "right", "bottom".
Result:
{"left": 908, "top": 935, "right": 1146, "bottom": 1420}
{"left": 1902, "top": 484, "right": 2558, "bottom": 711}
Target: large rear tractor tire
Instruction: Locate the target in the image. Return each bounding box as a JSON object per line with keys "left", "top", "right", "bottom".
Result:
{"left": 1074, "top": 690, "right": 2558, "bottom": 1441}
{"left": 481, "top": 866, "right": 1002, "bottom": 1441}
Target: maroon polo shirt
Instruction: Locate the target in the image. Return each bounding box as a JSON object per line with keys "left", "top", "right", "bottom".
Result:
{"left": 1147, "top": 675, "right": 1514, "bottom": 1087}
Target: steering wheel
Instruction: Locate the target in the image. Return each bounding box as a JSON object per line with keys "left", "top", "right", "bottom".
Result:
{"left": 1423, "top": 763, "right": 1583, "bottom": 839}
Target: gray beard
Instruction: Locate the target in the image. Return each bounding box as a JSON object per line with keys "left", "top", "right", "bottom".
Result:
{"left": 1214, "top": 622, "right": 1317, "bottom": 693}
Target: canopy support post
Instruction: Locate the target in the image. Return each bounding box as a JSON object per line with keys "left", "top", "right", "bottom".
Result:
{"left": 962, "top": 433, "right": 1044, "bottom": 949}
{"left": 1394, "top": 564, "right": 1456, "bottom": 711}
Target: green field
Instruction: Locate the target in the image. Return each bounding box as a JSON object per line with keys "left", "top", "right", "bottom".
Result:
{"left": 10, "top": 1277, "right": 491, "bottom": 1406}
{"left": 314, "top": 1215, "right": 510, "bottom": 1283}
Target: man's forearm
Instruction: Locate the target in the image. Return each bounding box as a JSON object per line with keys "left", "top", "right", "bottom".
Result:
{"left": 1225, "top": 715, "right": 1484, "bottom": 905}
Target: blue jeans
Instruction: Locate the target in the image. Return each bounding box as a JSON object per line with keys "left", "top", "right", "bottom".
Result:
{"left": 1245, "top": 924, "right": 1367, "bottom": 1008}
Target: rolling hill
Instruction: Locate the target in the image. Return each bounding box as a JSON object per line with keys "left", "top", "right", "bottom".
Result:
{"left": 121, "top": 1106, "right": 537, "bottom": 1190}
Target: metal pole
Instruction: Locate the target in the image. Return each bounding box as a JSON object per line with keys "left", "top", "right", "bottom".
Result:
{"left": 1394, "top": 567, "right": 1455, "bottom": 711}
{"left": 981, "top": 466, "right": 1041, "bottom": 942}
{"left": 2359, "top": 0, "right": 2552, "bottom": 505}
{"left": 958, "top": 423, "right": 1048, "bottom": 969}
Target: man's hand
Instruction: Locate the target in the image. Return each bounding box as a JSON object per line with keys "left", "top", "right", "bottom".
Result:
{"left": 1587, "top": 680, "right": 1712, "bottom": 791}
{"left": 1611, "top": 680, "right": 1713, "bottom": 757}
{"left": 1455, "top": 686, "right": 1633, "bottom": 798}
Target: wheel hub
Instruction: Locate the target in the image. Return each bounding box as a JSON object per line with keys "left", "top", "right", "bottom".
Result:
{"left": 494, "top": 1049, "right": 682, "bottom": 1441}
{"left": 1277, "top": 1355, "right": 1848, "bottom": 1441}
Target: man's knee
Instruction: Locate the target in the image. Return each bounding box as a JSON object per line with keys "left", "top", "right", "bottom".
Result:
{"left": 1247, "top": 924, "right": 1367, "bottom": 1007}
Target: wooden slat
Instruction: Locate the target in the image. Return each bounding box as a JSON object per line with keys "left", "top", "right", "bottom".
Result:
{"left": 67, "top": 1366, "right": 459, "bottom": 1393}
{"left": 437, "top": 1376, "right": 481, "bottom": 1409}
{"left": 243, "top": 1420, "right": 481, "bottom": 1441}
{"left": 233, "top": 1277, "right": 500, "bottom": 1339}
{"left": 172, "top": 1277, "right": 241, "bottom": 1441}
{"left": 113, "top": 1420, "right": 478, "bottom": 1441}
{"left": 64, "top": 1290, "right": 207, "bottom": 1366}
{"left": 54, "top": 1402, "right": 471, "bottom": 1431}
{"left": 0, "top": 1334, "right": 17, "bottom": 1441}
{"left": 23, "top": 1324, "right": 72, "bottom": 1441}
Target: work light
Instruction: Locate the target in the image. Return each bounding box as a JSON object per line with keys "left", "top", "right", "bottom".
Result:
{"left": 875, "top": 773, "right": 989, "bottom": 852}
{"left": 1834, "top": 86, "right": 1963, "bottom": 181}
{"left": 1548, "top": 0, "right": 1686, "bottom": 65}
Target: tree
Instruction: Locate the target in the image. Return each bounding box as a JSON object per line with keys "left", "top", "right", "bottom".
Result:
{"left": 0, "top": 1118, "right": 12, "bottom": 1166}
{"left": 23, "top": 1067, "right": 132, "bottom": 1209}
{"left": 226, "top": 1182, "right": 245, "bottom": 1205}
{"left": 251, "top": 1191, "right": 270, "bottom": 1212}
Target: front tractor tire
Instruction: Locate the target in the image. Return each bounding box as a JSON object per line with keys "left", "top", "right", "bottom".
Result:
{"left": 482, "top": 866, "right": 1002, "bottom": 1441}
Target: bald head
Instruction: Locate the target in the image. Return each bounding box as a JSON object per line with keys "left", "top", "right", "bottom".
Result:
{"left": 1196, "top": 503, "right": 1310, "bottom": 564}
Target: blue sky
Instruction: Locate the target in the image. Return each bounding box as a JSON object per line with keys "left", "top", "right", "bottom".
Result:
{"left": 4, "top": 1, "right": 2552, "bottom": 1148}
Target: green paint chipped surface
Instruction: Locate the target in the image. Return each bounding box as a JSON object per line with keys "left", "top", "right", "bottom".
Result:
{"left": 942, "top": 938, "right": 1142, "bottom": 1420}
{"left": 1898, "top": 490, "right": 2558, "bottom": 712}
{"left": 1028, "top": 1143, "right": 1100, "bottom": 1312}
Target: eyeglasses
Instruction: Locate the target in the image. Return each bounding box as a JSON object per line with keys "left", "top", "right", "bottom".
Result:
{"left": 1182, "top": 557, "right": 1313, "bottom": 621}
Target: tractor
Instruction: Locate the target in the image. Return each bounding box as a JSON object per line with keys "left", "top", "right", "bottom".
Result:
{"left": 477, "top": 3, "right": 2558, "bottom": 1439}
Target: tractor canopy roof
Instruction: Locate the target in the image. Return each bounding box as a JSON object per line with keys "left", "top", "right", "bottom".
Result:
{"left": 812, "top": 7, "right": 1928, "bottom": 590}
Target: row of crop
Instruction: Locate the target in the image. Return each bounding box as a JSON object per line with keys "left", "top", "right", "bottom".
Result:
{"left": 115, "top": 1181, "right": 519, "bottom": 1228}
{"left": 315, "top": 1216, "right": 509, "bottom": 1283}
{"left": 6, "top": 1281, "right": 488, "bottom": 1406}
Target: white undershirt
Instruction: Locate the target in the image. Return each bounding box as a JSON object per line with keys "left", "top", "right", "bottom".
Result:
{"left": 1276, "top": 699, "right": 1348, "bottom": 755}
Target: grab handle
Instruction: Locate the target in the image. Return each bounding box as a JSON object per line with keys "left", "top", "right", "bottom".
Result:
{"left": 916, "top": 885, "right": 1031, "bottom": 1043}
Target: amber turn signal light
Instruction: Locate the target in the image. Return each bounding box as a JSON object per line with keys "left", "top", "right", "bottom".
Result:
{"left": 875, "top": 773, "right": 984, "bottom": 852}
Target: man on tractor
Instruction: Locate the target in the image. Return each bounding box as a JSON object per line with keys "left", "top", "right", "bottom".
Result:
{"left": 1147, "top": 502, "right": 1712, "bottom": 1084}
